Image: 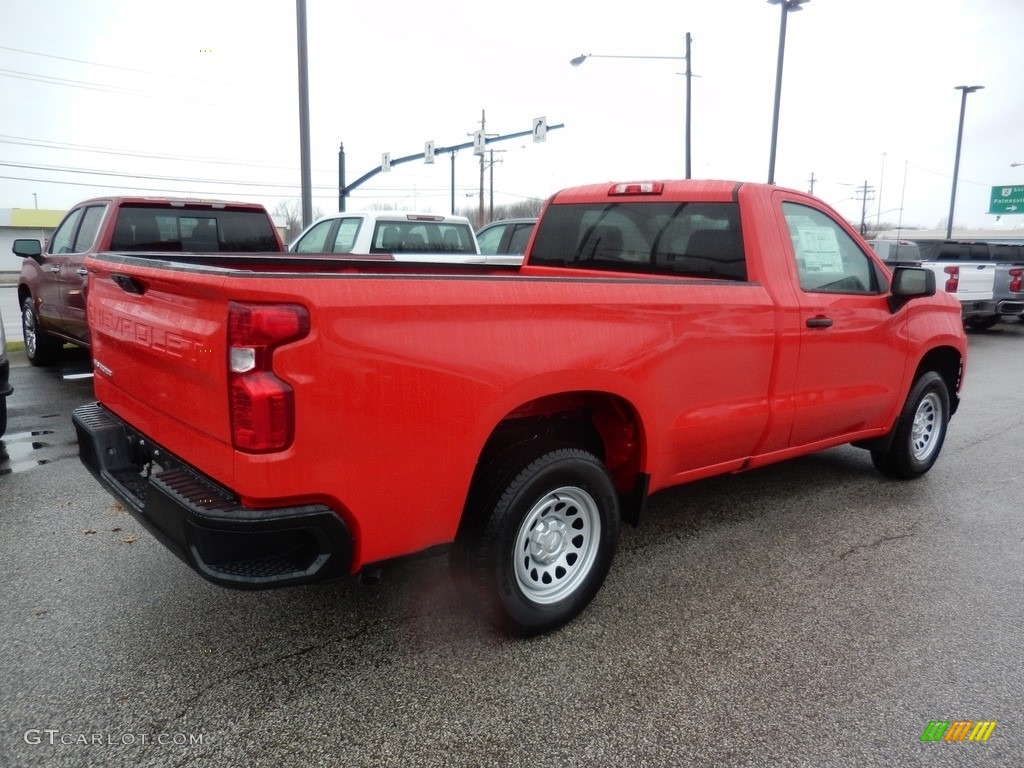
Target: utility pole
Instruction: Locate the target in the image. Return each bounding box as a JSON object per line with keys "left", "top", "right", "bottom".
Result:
{"left": 478, "top": 110, "right": 486, "bottom": 228}
{"left": 295, "top": 0, "right": 313, "bottom": 226}
{"left": 684, "top": 32, "right": 692, "bottom": 179}
{"left": 807, "top": 172, "right": 816, "bottom": 194}
{"left": 488, "top": 149, "right": 505, "bottom": 220}
{"left": 855, "top": 180, "right": 875, "bottom": 236}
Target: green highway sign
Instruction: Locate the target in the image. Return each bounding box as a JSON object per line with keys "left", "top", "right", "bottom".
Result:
{"left": 990, "top": 185, "right": 1024, "bottom": 215}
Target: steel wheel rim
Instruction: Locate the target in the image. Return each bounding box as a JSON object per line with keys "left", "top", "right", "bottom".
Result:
{"left": 911, "top": 392, "right": 943, "bottom": 462}
{"left": 513, "top": 485, "right": 601, "bottom": 605}
{"left": 22, "top": 303, "right": 38, "bottom": 358}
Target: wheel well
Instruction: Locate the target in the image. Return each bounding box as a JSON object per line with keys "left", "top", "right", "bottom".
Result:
{"left": 915, "top": 346, "right": 963, "bottom": 416}
{"left": 478, "top": 391, "right": 645, "bottom": 497}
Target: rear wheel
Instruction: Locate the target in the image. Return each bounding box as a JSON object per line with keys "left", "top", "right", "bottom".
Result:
{"left": 21, "top": 296, "right": 61, "bottom": 366}
{"left": 452, "top": 441, "right": 620, "bottom": 635}
{"left": 871, "top": 371, "right": 950, "bottom": 479}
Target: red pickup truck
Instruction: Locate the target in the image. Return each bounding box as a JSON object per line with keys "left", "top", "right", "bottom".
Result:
{"left": 73, "top": 180, "right": 967, "bottom": 635}
{"left": 14, "top": 196, "right": 284, "bottom": 365}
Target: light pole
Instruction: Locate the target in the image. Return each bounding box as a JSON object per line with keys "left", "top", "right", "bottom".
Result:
{"left": 767, "top": 0, "right": 810, "bottom": 185}
{"left": 946, "top": 84, "right": 984, "bottom": 239}
{"left": 570, "top": 34, "right": 693, "bottom": 178}
{"left": 1012, "top": 162, "right": 1023, "bottom": 168}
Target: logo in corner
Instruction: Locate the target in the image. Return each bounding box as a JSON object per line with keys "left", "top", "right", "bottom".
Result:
{"left": 921, "top": 720, "right": 997, "bottom": 742}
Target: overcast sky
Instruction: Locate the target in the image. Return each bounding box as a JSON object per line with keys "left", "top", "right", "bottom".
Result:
{"left": 2, "top": 0, "right": 1023, "bottom": 232}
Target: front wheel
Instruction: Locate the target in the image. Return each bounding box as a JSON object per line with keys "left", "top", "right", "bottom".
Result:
{"left": 21, "top": 296, "right": 61, "bottom": 366}
{"left": 452, "top": 442, "right": 621, "bottom": 635}
{"left": 871, "top": 371, "right": 950, "bottom": 479}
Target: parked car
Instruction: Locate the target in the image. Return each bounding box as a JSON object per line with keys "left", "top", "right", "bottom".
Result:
{"left": 289, "top": 211, "right": 516, "bottom": 263}
{"left": 0, "top": 308, "right": 11, "bottom": 437}
{"left": 14, "top": 196, "right": 284, "bottom": 365}
{"left": 476, "top": 217, "right": 537, "bottom": 258}
{"left": 867, "top": 238, "right": 922, "bottom": 264}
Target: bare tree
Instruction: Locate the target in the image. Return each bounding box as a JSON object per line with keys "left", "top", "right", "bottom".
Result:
{"left": 458, "top": 199, "right": 545, "bottom": 226}
{"left": 273, "top": 199, "right": 323, "bottom": 242}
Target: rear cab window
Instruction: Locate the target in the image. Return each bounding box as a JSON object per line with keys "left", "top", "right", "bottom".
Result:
{"left": 370, "top": 221, "right": 475, "bottom": 254}
{"left": 529, "top": 201, "right": 747, "bottom": 280}
{"left": 110, "top": 206, "right": 279, "bottom": 252}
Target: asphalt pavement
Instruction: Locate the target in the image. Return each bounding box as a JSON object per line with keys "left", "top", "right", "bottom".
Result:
{"left": 1, "top": 326, "right": 1022, "bottom": 767}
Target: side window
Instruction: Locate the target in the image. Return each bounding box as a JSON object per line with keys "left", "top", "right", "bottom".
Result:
{"left": 72, "top": 205, "right": 106, "bottom": 253}
{"left": 508, "top": 223, "right": 534, "bottom": 255}
{"left": 476, "top": 224, "right": 505, "bottom": 255}
{"left": 783, "top": 202, "right": 879, "bottom": 294}
{"left": 331, "top": 218, "right": 360, "bottom": 253}
{"left": 293, "top": 219, "right": 335, "bottom": 253}
{"left": 48, "top": 209, "right": 84, "bottom": 255}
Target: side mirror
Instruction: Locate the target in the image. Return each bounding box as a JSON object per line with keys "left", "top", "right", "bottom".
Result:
{"left": 13, "top": 239, "right": 42, "bottom": 258}
{"left": 888, "top": 266, "right": 936, "bottom": 312}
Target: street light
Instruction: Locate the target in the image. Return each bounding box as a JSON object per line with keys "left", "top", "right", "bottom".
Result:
{"left": 766, "top": 0, "right": 810, "bottom": 185}
{"left": 570, "top": 34, "right": 694, "bottom": 178}
{"left": 946, "top": 84, "right": 984, "bottom": 239}
{"left": 1012, "top": 162, "right": 1023, "bottom": 168}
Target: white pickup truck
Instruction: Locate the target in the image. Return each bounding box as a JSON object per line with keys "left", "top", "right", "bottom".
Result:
{"left": 289, "top": 211, "right": 521, "bottom": 265}
{"left": 869, "top": 238, "right": 1023, "bottom": 329}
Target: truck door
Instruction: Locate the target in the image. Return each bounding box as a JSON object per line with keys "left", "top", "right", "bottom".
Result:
{"left": 57, "top": 204, "right": 107, "bottom": 343}
{"left": 778, "top": 199, "right": 908, "bottom": 447}
{"left": 36, "top": 207, "right": 85, "bottom": 330}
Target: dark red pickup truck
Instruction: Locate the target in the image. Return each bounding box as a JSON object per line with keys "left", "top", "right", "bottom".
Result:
{"left": 13, "top": 196, "right": 284, "bottom": 365}
{"left": 73, "top": 180, "right": 967, "bottom": 634}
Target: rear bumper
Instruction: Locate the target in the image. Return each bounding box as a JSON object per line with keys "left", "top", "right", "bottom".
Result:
{"left": 72, "top": 402, "right": 352, "bottom": 589}
{"left": 958, "top": 299, "right": 998, "bottom": 319}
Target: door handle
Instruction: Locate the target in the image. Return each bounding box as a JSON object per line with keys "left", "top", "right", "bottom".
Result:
{"left": 49, "top": 266, "right": 60, "bottom": 274}
{"left": 806, "top": 315, "right": 833, "bottom": 328}
{"left": 76, "top": 268, "right": 88, "bottom": 277}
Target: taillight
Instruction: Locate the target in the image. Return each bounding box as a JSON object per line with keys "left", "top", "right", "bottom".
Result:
{"left": 228, "top": 302, "right": 309, "bottom": 452}
{"left": 609, "top": 182, "right": 664, "bottom": 196}
{"left": 1010, "top": 268, "right": 1023, "bottom": 293}
{"left": 944, "top": 266, "right": 959, "bottom": 293}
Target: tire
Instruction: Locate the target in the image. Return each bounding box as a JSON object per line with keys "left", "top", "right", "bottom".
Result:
{"left": 0, "top": 398, "right": 6, "bottom": 438}
{"left": 452, "top": 441, "right": 621, "bottom": 635}
{"left": 966, "top": 315, "right": 1000, "bottom": 330}
{"left": 871, "top": 371, "right": 950, "bottom": 479}
{"left": 21, "top": 296, "right": 61, "bottom": 366}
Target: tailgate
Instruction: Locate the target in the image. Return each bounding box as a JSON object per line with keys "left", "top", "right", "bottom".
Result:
{"left": 953, "top": 262, "right": 996, "bottom": 300}
{"left": 86, "top": 254, "right": 235, "bottom": 481}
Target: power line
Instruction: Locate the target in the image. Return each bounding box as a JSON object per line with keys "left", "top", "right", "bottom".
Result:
{"left": 0, "top": 173, "right": 315, "bottom": 200}
{"left": 0, "top": 134, "right": 328, "bottom": 172}
{"left": 0, "top": 159, "right": 327, "bottom": 191}
{"left": 0, "top": 67, "right": 233, "bottom": 105}
{"left": 0, "top": 44, "right": 238, "bottom": 85}
{"left": 0, "top": 174, "right": 461, "bottom": 202}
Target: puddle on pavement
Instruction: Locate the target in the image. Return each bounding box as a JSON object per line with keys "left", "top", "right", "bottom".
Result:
{"left": 0, "top": 429, "right": 77, "bottom": 476}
